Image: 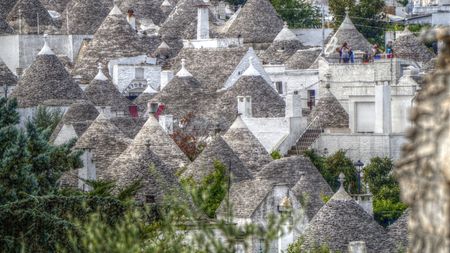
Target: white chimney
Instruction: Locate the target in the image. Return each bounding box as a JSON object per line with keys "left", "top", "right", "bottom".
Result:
{"left": 196, "top": 0, "right": 210, "bottom": 40}
{"left": 285, "top": 90, "right": 302, "bottom": 118}
{"left": 159, "top": 115, "right": 174, "bottom": 134}
{"left": 160, "top": 70, "right": 174, "bottom": 90}
{"left": 237, "top": 96, "right": 252, "bottom": 118}
{"left": 374, "top": 82, "right": 391, "bottom": 134}
{"left": 348, "top": 241, "right": 367, "bottom": 253}
{"left": 78, "top": 149, "right": 96, "bottom": 192}
{"left": 127, "top": 10, "right": 136, "bottom": 30}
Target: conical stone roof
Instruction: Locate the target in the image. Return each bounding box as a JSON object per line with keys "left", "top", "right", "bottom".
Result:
{"left": 218, "top": 178, "right": 274, "bottom": 218}
{"left": 159, "top": 0, "right": 218, "bottom": 48}
{"left": 84, "top": 67, "right": 130, "bottom": 112}
{"left": 257, "top": 156, "right": 333, "bottom": 219}
{"left": 393, "top": 29, "right": 436, "bottom": 63}
{"left": 6, "top": 0, "right": 55, "bottom": 34}
{"left": 11, "top": 43, "right": 85, "bottom": 108}
{"left": 182, "top": 135, "right": 252, "bottom": 183}
{"left": 308, "top": 88, "right": 349, "bottom": 129}
{"left": 0, "top": 0, "right": 17, "bottom": 17}
{"left": 110, "top": 116, "right": 147, "bottom": 139}
{"left": 134, "top": 90, "right": 158, "bottom": 113}
{"left": 224, "top": 0, "right": 284, "bottom": 44}
{"left": 171, "top": 47, "right": 248, "bottom": 92}
{"left": 285, "top": 48, "right": 322, "bottom": 70}
{"left": 219, "top": 74, "right": 285, "bottom": 126}
{"left": 388, "top": 209, "right": 409, "bottom": 251}
{"left": 324, "top": 13, "right": 372, "bottom": 55}
{"left": 223, "top": 116, "right": 272, "bottom": 175}
{"left": 120, "top": 0, "right": 167, "bottom": 25}
{"left": 106, "top": 141, "right": 190, "bottom": 205}
{"left": 49, "top": 100, "right": 99, "bottom": 143}
{"left": 39, "top": 0, "right": 71, "bottom": 13}
{"left": 72, "top": 4, "right": 147, "bottom": 83}
{"left": 0, "top": 58, "right": 17, "bottom": 88}
{"left": 125, "top": 115, "right": 190, "bottom": 173}
{"left": 301, "top": 184, "right": 394, "bottom": 253}
{"left": 260, "top": 23, "right": 306, "bottom": 64}
{"left": 60, "top": 0, "right": 113, "bottom": 35}
{"left": 150, "top": 73, "right": 209, "bottom": 122}
{"left": 75, "top": 113, "right": 132, "bottom": 181}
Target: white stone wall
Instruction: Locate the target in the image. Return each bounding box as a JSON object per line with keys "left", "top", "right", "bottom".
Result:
{"left": 243, "top": 117, "right": 307, "bottom": 155}
{"left": 222, "top": 48, "right": 272, "bottom": 90}
{"left": 0, "top": 34, "right": 91, "bottom": 74}
{"left": 311, "top": 133, "right": 407, "bottom": 163}
{"left": 264, "top": 65, "right": 319, "bottom": 109}
{"left": 243, "top": 117, "right": 289, "bottom": 152}
{"left": 53, "top": 124, "right": 78, "bottom": 145}
{"left": 250, "top": 186, "right": 308, "bottom": 253}
{"left": 113, "top": 64, "right": 161, "bottom": 93}
{"left": 0, "top": 35, "right": 19, "bottom": 74}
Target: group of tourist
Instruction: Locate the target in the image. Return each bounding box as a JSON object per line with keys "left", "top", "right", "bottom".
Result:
{"left": 338, "top": 41, "right": 395, "bottom": 63}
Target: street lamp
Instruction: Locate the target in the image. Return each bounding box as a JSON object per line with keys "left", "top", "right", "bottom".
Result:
{"left": 354, "top": 160, "right": 364, "bottom": 194}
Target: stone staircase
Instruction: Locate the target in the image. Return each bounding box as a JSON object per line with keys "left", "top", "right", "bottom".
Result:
{"left": 287, "top": 116, "right": 323, "bottom": 156}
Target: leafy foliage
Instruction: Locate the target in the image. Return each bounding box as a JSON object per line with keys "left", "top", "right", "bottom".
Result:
{"left": 287, "top": 238, "right": 334, "bottom": 253}
{"left": 60, "top": 194, "right": 290, "bottom": 253}
{"left": 363, "top": 157, "right": 407, "bottom": 226}
{"left": 170, "top": 112, "right": 207, "bottom": 161}
{"left": 304, "top": 149, "right": 358, "bottom": 193}
{"left": 270, "top": 0, "right": 321, "bottom": 28}
{"left": 225, "top": 0, "right": 321, "bottom": 28}
{"left": 329, "top": 0, "right": 386, "bottom": 45}
{"left": 181, "top": 160, "right": 229, "bottom": 218}
{"left": 32, "top": 106, "right": 63, "bottom": 138}
{"left": 270, "top": 150, "right": 282, "bottom": 160}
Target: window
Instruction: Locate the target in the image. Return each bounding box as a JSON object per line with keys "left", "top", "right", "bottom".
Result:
{"left": 307, "top": 90, "right": 316, "bottom": 108}
{"left": 146, "top": 195, "right": 156, "bottom": 203}
{"left": 275, "top": 81, "right": 283, "bottom": 94}
{"left": 150, "top": 102, "right": 159, "bottom": 113}
{"left": 356, "top": 102, "right": 375, "bottom": 133}
{"left": 135, "top": 67, "right": 144, "bottom": 80}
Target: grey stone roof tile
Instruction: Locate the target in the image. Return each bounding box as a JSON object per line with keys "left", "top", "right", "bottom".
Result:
{"left": 301, "top": 189, "right": 394, "bottom": 253}
{"left": 308, "top": 88, "right": 349, "bottom": 129}
{"left": 11, "top": 53, "right": 86, "bottom": 108}
{"left": 60, "top": 0, "right": 113, "bottom": 35}
{"left": 224, "top": 0, "right": 284, "bottom": 44}
{"left": 182, "top": 135, "right": 253, "bottom": 183}
{"left": 223, "top": 116, "right": 272, "bottom": 174}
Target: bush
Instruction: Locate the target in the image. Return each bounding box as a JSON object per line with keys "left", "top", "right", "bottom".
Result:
{"left": 304, "top": 149, "right": 358, "bottom": 193}
{"left": 271, "top": 150, "right": 282, "bottom": 160}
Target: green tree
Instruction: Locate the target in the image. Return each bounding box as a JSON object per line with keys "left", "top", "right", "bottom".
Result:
{"left": 226, "top": 0, "right": 321, "bottom": 28}
{"left": 363, "top": 157, "right": 407, "bottom": 226}
{"left": 304, "top": 149, "right": 358, "bottom": 193}
{"left": 271, "top": 0, "right": 321, "bottom": 28}
{"left": 329, "top": 0, "right": 385, "bottom": 45}
{"left": 0, "top": 98, "right": 138, "bottom": 252}
{"left": 181, "top": 160, "right": 229, "bottom": 218}
{"left": 32, "top": 106, "right": 62, "bottom": 139}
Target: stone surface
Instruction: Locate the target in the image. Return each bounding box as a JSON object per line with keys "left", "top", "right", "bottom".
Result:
{"left": 395, "top": 28, "right": 450, "bottom": 253}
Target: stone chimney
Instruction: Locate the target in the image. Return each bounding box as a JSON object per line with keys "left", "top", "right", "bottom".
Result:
{"left": 161, "top": 0, "right": 172, "bottom": 14}
{"left": 127, "top": 9, "right": 136, "bottom": 30}
{"left": 159, "top": 115, "right": 174, "bottom": 134}
{"left": 78, "top": 148, "right": 96, "bottom": 192}
{"left": 196, "top": 0, "right": 210, "bottom": 40}
{"left": 348, "top": 241, "right": 367, "bottom": 253}
{"left": 374, "top": 82, "right": 391, "bottom": 134}
{"left": 237, "top": 96, "right": 252, "bottom": 118}
{"left": 285, "top": 90, "right": 302, "bottom": 118}
{"left": 160, "top": 70, "right": 174, "bottom": 90}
